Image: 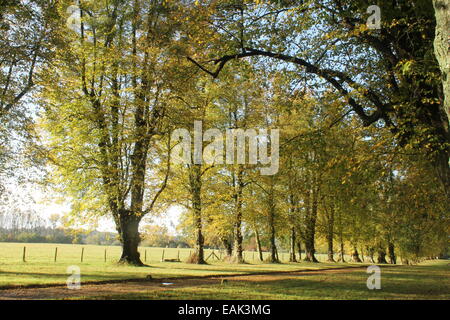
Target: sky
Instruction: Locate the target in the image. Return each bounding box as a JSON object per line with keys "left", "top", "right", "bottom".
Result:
{"left": 1, "top": 179, "right": 183, "bottom": 235}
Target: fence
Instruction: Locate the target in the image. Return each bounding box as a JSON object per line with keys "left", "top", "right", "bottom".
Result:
{"left": 1, "top": 242, "right": 336, "bottom": 264}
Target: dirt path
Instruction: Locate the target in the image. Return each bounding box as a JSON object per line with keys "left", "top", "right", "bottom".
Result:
{"left": 0, "top": 266, "right": 371, "bottom": 300}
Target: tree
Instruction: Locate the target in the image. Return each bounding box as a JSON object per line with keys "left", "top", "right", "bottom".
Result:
{"left": 39, "top": 0, "right": 182, "bottom": 265}
{"left": 189, "top": 0, "right": 450, "bottom": 200}
{"left": 0, "top": 0, "right": 58, "bottom": 188}
{"left": 432, "top": 0, "right": 450, "bottom": 124}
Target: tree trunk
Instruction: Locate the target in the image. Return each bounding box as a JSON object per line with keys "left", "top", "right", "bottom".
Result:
{"left": 351, "top": 246, "right": 362, "bottom": 263}
{"left": 360, "top": 247, "right": 365, "bottom": 262}
{"left": 339, "top": 240, "right": 345, "bottom": 263}
{"left": 118, "top": 213, "right": 143, "bottom": 265}
{"left": 233, "top": 219, "right": 244, "bottom": 263}
{"left": 433, "top": 0, "right": 450, "bottom": 124}
{"left": 194, "top": 212, "right": 205, "bottom": 264}
{"left": 268, "top": 204, "right": 277, "bottom": 263}
{"left": 327, "top": 238, "right": 335, "bottom": 262}
{"left": 267, "top": 180, "right": 278, "bottom": 263}
{"left": 431, "top": 1, "right": 450, "bottom": 200}
{"left": 254, "top": 228, "right": 263, "bottom": 261}
{"left": 326, "top": 204, "right": 335, "bottom": 262}
{"left": 222, "top": 237, "right": 233, "bottom": 257}
{"left": 289, "top": 227, "right": 297, "bottom": 262}
{"left": 303, "top": 188, "right": 318, "bottom": 263}
{"left": 304, "top": 237, "right": 318, "bottom": 262}
{"left": 232, "top": 166, "right": 244, "bottom": 263}
{"left": 189, "top": 164, "right": 205, "bottom": 264}
{"left": 117, "top": 120, "right": 150, "bottom": 266}
{"left": 297, "top": 240, "right": 302, "bottom": 261}
{"left": 367, "top": 247, "right": 375, "bottom": 263}
{"left": 388, "top": 242, "right": 397, "bottom": 264}
{"left": 377, "top": 248, "right": 388, "bottom": 264}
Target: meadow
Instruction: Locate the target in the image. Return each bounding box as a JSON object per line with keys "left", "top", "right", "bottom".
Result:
{"left": 0, "top": 243, "right": 448, "bottom": 300}
{"left": 0, "top": 242, "right": 353, "bottom": 288}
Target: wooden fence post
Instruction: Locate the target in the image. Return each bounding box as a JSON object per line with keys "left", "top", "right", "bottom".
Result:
{"left": 22, "top": 246, "right": 26, "bottom": 262}
{"left": 81, "top": 247, "right": 84, "bottom": 263}
{"left": 161, "top": 249, "right": 165, "bottom": 262}
{"left": 104, "top": 248, "right": 107, "bottom": 262}
{"left": 145, "top": 250, "right": 147, "bottom": 262}
{"left": 54, "top": 247, "right": 58, "bottom": 262}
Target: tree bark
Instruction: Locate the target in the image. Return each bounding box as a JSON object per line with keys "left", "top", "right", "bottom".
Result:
{"left": 433, "top": 0, "right": 450, "bottom": 123}
{"left": 351, "top": 246, "right": 362, "bottom": 263}
{"left": 268, "top": 203, "right": 278, "bottom": 263}
{"left": 222, "top": 237, "right": 233, "bottom": 257}
{"left": 339, "top": 239, "right": 345, "bottom": 263}
{"left": 326, "top": 204, "right": 335, "bottom": 262}
{"left": 266, "top": 178, "right": 278, "bottom": 263}
{"left": 232, "top": 166, "right": 244, "bottom": 263}
{"left": 304, "top": 237, "right": 318, "bottom": 262}
{"left": 360, "top": 247, "right": 365, "bottom": 262}
{"left": 367, "top": 246, "right": 375, "bottom": 263}
{"left": 118, "top": 213, "right": 143, "bottom": 265}
{"left": 327, "top": 238, "right": 335, "bottom": 262}
{"left": 377, "top": 248, "right": 388, "bottom": 264}
{"left": 297, "top": 240, "right": 302, "bottom": 261}
{"left": 289, "top": 227, "right": 297, "bottom": 262}
{"left": 254, "top": 228, "right": 264, "bottom": 261}
{"left": 303, "top": 188, "right": 319, "bottom": 263}
{"left": 388, "top": 242, "right": 397, "bottom": 264}
{"left": 430, "top": 0, "right": 450, "bottom": 200}
{"left": 189, "top": 164, "right": 205, "bottom": 264}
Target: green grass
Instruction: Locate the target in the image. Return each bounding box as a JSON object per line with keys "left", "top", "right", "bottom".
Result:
{"left": 0, "top": 242, "right": 355, "bottom": 287}
{"left": 1, "top": 243, "right": 448, "bottom": 300}
{"left": 73, "top": 260, "right": 450, "bottom": 300}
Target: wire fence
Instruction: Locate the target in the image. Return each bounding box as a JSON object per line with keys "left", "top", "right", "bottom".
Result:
{"left": 0, "top": 242, "right": 338, "bottom": 264}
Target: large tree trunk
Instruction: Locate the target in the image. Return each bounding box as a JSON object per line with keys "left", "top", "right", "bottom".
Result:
{"left": 304, "top": 237, "right": 318, "bottom": 262}
{"left": 359, "top": 246, "right": 365, "bottom": 262}
{"left": 326, "top": 204, "right": 335, "bottom": 262}
{"left": 254, "top": 228, "right": 264, "bottom": 261}
{"left": 303, "top": 188, "right": 319, "bottom": 263}
{"left": 367, "top": 246, "right": 375, "bottom": 263}
{"left": 434, "top": 149, "right": 450, "bottom": 200}
{"left": 232, "top": 166, "right": 244, "bottom": 263}
{"left": 431, "top": 0, "right": 450, "bottom": 200}
{"left": 233, "top": 218, "right": 244, "bottom": 263}
{"left": 266, "top": 179, "right": 278, "bottom": 263}
{"left": 339, "top": 239, "right": 345, "bottom": 263}
{"left": 377, "top": 247, "right": 388, "bottom": 264}
{"left": 194, "top": 211, "right": 205, "bottom": 264}
{"left": 327, "top": 237, "right": 335, "bottom": 262}
{"left": 289, "top": 227, "right": 297, "bottom": 262}
{"left": 268, "top": 203, "right": 278, "bottom": 263}
{"left": 221, "top": 237, "right": 233, "bottom": 257}
{"left": 351, "top": 246, "right": 362, "bottom": 263}
{"left": 118, "top": 213, "right": 143, "bottom": 265}
{"left": 433, "top": 0, "right": 450, "bottom": 123}
{"left": 189, "top": 164, "right": 205, "bottom": 264}
{"left": 297, "top": 240, "right": 302, "bottom": 261}
{"left": 388, "top": 242, "right": 397, "bottom": 264}
{"left": 117, "top": 114, "right": 150, "bottom": 266}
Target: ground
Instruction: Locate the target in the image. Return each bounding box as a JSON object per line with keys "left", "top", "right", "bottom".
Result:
{"left": 0, "top": 242, "right": 353, "bottom": 287}
{"left": 0, "top": 243, "right": 448, "bottom": 300}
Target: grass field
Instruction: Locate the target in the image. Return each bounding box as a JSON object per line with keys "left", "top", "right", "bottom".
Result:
{"left": 0, "top": 243, "right": 448, "bottom": 300}
{"left": 0, "top": 242, "right": 355, "bottom": 288}
{"left": 78, "top": 260, "right": 448, "bottom": 300}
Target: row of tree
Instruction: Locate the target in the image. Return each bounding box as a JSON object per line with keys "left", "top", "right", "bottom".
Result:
{"left": 0, "top": 1, "right": 448, "bottom": 265}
